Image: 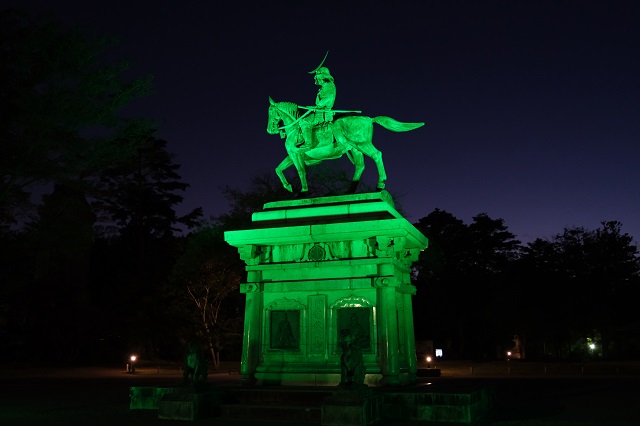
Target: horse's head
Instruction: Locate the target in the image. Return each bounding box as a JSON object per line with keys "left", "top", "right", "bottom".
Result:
{"left": 266, "top": 97, "right": 282, "bottom": 136}
{"left": 267, "top": 98, "right": 300, "bottom": 138}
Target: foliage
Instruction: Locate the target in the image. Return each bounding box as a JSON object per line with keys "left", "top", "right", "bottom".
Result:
{"left": 0, "top": 9, "right": 153, "bottom": 226}
{"left": 92, "top": 135, "right": 202, "bottom": 238}
{"left": 85, "top": 136, "right": 202, "bottom": 360}
{"left": 518, "top": 221, "right": 640, "bottom": 359}
{"left": 170, "top": 225, "right": 244, "bottom": 367}
{"left": 0, "top": 8, "right": 168, "bottom": 362}
{"left": 20, "top": 184, "right": 97, "bottom": 362}
{"left": 413, "top": 209, "right": 522, "bottom": 358}
{"left": 414, "top": 211, "right": 640, "bottom": 360}
{"left": 0, "top": 228, "right": 34, "bottom": 361}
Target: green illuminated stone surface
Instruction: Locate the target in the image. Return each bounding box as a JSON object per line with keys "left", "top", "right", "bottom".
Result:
{"left": 225, "top": 191, "right": 428, "bottom": 386}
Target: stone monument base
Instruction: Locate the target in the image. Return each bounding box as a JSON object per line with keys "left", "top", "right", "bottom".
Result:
{"left": 156, "top": 387, "right": 221, "bottom": 421}
{"left": 130, "top": 383, "right": 494, "bottom": 424}
{"left": 225, "top": 191, "right": 429, "bottom": 388}
{"left": 381, "top": 385, "right": 494, "bottom": 424}
{"left": 321, "top": 386, "right": 382, "bottom": 426}
{"left": 129, "top": 386, "right": 175, "bottom": 410}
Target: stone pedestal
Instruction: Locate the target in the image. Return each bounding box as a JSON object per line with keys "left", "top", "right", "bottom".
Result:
{"left": 321, "top": 387, "right": 382, "bottom": 425}
{"left": 157, "top": 388, "right": 221, "bottom": 420}
{"left": 130, "top": 386, "right": 176, "bottom": 410}
{"left": 225, "top": 191, "right": 428, "bottom": 386}
{"left": 158, "top": 392, "right": 201, "bottom": 421}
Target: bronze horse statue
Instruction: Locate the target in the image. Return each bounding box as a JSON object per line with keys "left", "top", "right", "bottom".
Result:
{"left": 266, "top": 97, "right": 424, "bottom": 194}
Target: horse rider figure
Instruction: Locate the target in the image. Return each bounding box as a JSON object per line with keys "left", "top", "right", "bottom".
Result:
{"left": 298, "top": 52, "right": 336, "bottom": 149}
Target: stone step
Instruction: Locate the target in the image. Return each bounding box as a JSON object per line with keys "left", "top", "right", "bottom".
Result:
{"left": 220, "top": 387, "right": 333, "bottom": 424}
{"left": 225, "top": 387, "right": 332, "bottom": 404}
{"left": 221, "top": 402, "right": 321, "bottom": 423}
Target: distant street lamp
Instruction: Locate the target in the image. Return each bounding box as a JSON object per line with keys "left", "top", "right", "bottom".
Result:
{"left": 128, "top": 355, "right": 137, "bottom": 374}
{"left": 426, "top": 355, "right": 433, "bottom": 368}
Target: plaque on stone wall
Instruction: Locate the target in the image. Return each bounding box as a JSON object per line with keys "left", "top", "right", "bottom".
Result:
{"left": 270, "top": 310, "right": 300, "bottom": 350}
{"left": 337, "top": 308, "right": 371, "bottom": 350}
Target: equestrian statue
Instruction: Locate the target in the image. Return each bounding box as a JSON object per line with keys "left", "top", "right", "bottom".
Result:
{"left": 266, "top": 52, "right": 424, "bottom": 195}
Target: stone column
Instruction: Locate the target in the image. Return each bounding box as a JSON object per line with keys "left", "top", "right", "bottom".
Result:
{"left": 376, "top": 268, "right": 400, "bottom": 385}
{"left": 403, "top": 291, "right": 418, "bottom": 383}
{"left": 240, "top": 270, "right": 262, "bottom": 385}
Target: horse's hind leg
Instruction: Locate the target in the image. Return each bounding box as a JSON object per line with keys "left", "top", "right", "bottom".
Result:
{"left": 347, "top": 150, "right": 365, "bottom": 194}
{"left": 275, "top": 157, "right": 294, "bottom": 192}
{"left": 358, "top": 144, "right": 387, "bottom": 190}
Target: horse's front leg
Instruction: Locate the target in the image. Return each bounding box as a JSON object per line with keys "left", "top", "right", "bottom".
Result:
{"left": 288, "top": 150, "right": 308, "bottom": 193}
{"left": 275, "top": 157, "right": 294, "bottom": 192}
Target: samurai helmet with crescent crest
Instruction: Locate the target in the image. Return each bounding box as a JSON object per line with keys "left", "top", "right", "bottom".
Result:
{"left": 309, "top": 51, "right": 334, "bottom": 84}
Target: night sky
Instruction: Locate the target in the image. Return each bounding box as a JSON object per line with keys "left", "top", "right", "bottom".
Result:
{"left": 8, "top": 0, "right": 640, "bottom": 243}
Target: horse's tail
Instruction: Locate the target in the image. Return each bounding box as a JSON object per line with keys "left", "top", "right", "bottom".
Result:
{"left": 372, "top": 116, "right": 424, "bottom": 132}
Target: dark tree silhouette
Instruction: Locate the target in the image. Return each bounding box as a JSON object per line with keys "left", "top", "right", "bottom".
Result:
{"left": 413, "top": 209, "right": 521, "bottom": 358}
{"left": 518, "top": 221, "right": 640, "bottom": 359}
{"left": 93, "top": 136, "right": 202, "bottom": 238}
{"left": 89, "top": 136, "right": 201, "bottom": 358}
{"left": 22, "top": 184, "right": 97, "bottom": 362}
{"left": 169, "top": 224, "right": 244, "bottom": 368}
{"left": 0, "top": 9, "right": 152, "bottom": 226}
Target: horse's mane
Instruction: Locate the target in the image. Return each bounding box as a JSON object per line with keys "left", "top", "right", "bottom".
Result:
{"left": 275, "top": 102, "right": 299, "bottom": 120}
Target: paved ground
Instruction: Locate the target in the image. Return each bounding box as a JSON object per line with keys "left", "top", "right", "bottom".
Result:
{"left": 1, "top": 361, "right": 639, "bottom": 425}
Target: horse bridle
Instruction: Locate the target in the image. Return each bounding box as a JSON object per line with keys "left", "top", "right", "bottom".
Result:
{"left": 274, "top": 104, "right": 312, "bottom": 131}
